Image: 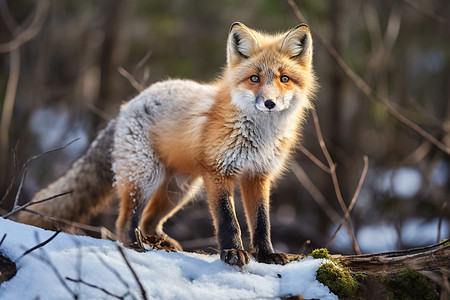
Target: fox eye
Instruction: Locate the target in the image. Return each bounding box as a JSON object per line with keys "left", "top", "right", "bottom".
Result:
{"left": 280, "top": 75, "right": 289, "bottom": 83}
{"left": 250, "top": 75, "right": 260, "bottom": 83}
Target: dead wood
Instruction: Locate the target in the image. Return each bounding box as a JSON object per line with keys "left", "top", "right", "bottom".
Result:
{"left": 0, "top": 252, "right": 16, "bottom": 283}
{"left": 330, "top": 240, "right": 450, "bottom": 275}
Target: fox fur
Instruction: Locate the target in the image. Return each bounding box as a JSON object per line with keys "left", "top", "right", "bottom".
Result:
{"left": 19, "top": 22, "right": 317, "bottom": 266}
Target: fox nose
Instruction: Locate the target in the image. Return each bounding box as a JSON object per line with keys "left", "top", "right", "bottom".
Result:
{"left": 264, "top": 99, "right": 276, "bottom": 109}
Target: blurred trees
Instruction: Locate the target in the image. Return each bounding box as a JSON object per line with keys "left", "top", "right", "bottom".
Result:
{"left": 0, "top": 0, "right": 449, "bottom": 255}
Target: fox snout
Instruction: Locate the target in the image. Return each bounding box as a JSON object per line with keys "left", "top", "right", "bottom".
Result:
{"left": 256, "top": 95, "right": 280, "bottom": 112}
{"left": 264, "top": 99, "right": 276, "bottom": 109}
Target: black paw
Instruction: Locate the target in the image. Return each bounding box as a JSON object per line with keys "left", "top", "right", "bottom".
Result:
{"left": 220, "top": 249, "right": 250, "bottom": 266}
{"left": 255, "top": 252, "right": 289, "bottom": 265}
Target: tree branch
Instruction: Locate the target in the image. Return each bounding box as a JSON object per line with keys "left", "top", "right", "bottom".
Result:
{"left": 286, "top": 0, "right": 450, "bottom": 156}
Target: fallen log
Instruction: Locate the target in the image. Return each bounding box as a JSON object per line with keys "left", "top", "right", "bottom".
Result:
{"left": 331, "top": 240, "right": 450, "bottom": 275}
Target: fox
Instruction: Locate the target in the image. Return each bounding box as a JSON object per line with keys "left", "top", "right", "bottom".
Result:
{"left": 18, "top": 22, "right": 316, "bottom": 266}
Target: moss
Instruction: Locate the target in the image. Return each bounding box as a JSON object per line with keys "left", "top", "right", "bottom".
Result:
{"left": 386, "top": 269, "right": 437, "bottom": 300}
{"left": 316, "top": 262, "right": 358, "bottom": 298}
{"left": 311, "top": 248, "right": 332, "bottom": 260}
{"left": 310, "top": 248, "right": 357, "bottom": 298}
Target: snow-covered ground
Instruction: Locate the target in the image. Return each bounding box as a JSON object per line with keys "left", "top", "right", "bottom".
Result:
{"left": 0, "top": 218, "right": 337, "bottom": 299}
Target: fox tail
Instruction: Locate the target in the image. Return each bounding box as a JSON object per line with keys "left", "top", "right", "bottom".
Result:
{"left": 18, "top": 119, "right": 116, "bottom": 231}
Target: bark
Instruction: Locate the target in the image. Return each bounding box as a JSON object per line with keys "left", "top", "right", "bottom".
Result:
{"left": 0, "top": 253, "right": 16, "bottom": 284}
{"left": 332, "top": 240, "right": 450, "bottom": 275}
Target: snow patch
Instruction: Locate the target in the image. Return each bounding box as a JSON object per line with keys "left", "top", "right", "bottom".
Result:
{"left": 0, "top": 218, "right": 337, "bottom": 299}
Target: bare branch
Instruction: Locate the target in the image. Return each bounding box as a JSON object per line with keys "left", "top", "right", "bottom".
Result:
{"left": 290, "top": 161, "right": 340, "bottom": 223}
{"left": 133, "top": 50, "right": 152, "bottom": 72}
{"left": 310, "top": 109, "right": 362, "bottom": 254}
{"left": 16, "top": 230, "right": 61, "bottom": 262}
{"left": 12, "top": 168, "right": 27, "bottom": 210}
{"left": 0, "top": 138, "right": 80, "bottom": 206}
{"left": 0, "top": 234, "right": 6, "bottom": 248}
{"left": 402, "top": 0, "right": 450, "bottom": 27}
{"left": 65, "top": 277, "right": 126, "bottom": 299}
{"left": 2, "top": 191, "right": 72, "bottom": 219}
{"left": 286, "top": 0, "right": 450, "bottom": 156}
{"left": 17, "top": 207, "right": 118, "bottom": 241}
{"left": 298, "top": 239, "right": 310, "bottom": 256}
{"left": 0, "top": 48, "right": 20, "bottom": 169}
{"left": 36, "top": 243, "right": 77, "bottom": 299}
{"left": 117, "top": 245, "right": 148, "bottom": 300}
{"left": 327, "top": 156, "right": 369, "bottom": 248}
{"left": 0, "top": 0, "right": 50, "bottom": 53}
{"left": 22, "top": 138, "right": 81, "bottom": 169}
{"left": 118, "top": 66, "right": 145, "bottom": 92}
{"left": 438, "top": 199, "right": 448, "bottom": 242}
{"left": 296, "top": 144, "right": 330, "bottom": 174}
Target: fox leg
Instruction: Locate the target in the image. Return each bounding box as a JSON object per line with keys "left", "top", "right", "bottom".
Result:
{"left": 115, "top": 171, "right": 163, "bottom": 245}
{"left": 140, "top": 175, "right": 203, "bottom": 250}
{"left": 204, "top": 174, "right": 249, "bottom": 266}
{"left": 240, "top": 175, "right": 289, "bottom": 265}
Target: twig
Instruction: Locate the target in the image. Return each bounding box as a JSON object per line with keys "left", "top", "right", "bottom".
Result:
{"left": 0, "top": 0, "right": 50, "bottom": 53}
{"left": 296, "top": 144, "right": 330, "bottom": 174}
{"left": 65, "top": 277, "right": 126, "bottom": 300}
{"left": 327, "top": 156, "right": 369, "bottom": 248}
{"left": 17, "top": 207, "right": 118, "bottom": 241}
{"left": 12, "top": 168, "right": 27, "bottom": 210}
{"left": 0, "top": 48, "right": 20, "bottom": 170}
{"left": 0, "top": 233, "right": 6, "bottom": 248}
{"left": 286, "top": 0, "right": 450, "bottom": 156}
{"left": 2, "top": 191, "right": 72, "bottom": 219}
{"left": 86, "top": 101, "right": 111, "bottom": 122}
{"left": 118, "top": 66, "right": 145, "bottom": 92}
{"left": 298, "top": 239, "right": 310, "bottom": 256}
{"left": 402, "top": 0, "right": 450, "bottom": 27}
{"left": 290, "top": 161, "right": 340, "bottom": 223}
{"left": 94, "top": 253, "right": 131, "bottom": 290}
{"left": 133, "top": 50, "right": 152, "bottom": 71}
{"left": 0, "top": 138, "right": 80, "bottom": 206}
{"left": 36, "top": 242, "right": 77, "bottom": 299}
{"left": 16, "top": 230, "right": 61, "bottom": 262}
{"left": 117, "top": 245, "right": 148, "bottom": 300}
{"left": 311, "top": 108, "right": 362, "bottom": 254}
{"left": 438, "top": 199, "right": 448, "bottom": 242}
{"left": 22, "top": 138, "right": 81, "bottom": 168}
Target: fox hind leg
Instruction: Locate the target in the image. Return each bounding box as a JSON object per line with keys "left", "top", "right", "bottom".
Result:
{"left": 140, "top": 174, "right": 203, "bottom": 251}
{"left": 115, "top": 173, "right": 163, "bottom": 246}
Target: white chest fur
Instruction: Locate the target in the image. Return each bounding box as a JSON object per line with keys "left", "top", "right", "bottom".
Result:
{"left": 214, "top": 112, "right": 295, "bottom": 176}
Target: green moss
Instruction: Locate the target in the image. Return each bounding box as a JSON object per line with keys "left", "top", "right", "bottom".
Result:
{"left": 311, "top": 248, "right": 332, "bottom": 260}
{"left": 386, "top": 269, "right": 437, "bottom": 300}
{"left": 316, "top": 262, "right": 358, "bottom": 298}
{"left": 310, "top": 248, "right": 357, "bottom": 297}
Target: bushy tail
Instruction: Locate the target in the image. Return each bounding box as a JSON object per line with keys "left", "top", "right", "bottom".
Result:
{"left": 18, "top": 119, "right": 117, "bottom": 231}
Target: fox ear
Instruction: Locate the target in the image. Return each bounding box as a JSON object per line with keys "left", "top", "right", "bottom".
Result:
{"left": 227, "top": 22, "right": 260, "bottom": 66}
{"left": 280, "top": 24, "right": 312, "bottom": 64}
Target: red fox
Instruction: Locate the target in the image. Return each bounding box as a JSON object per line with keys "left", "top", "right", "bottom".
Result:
{"left": 19, "top": 23, "right": 316, "bottom": 266}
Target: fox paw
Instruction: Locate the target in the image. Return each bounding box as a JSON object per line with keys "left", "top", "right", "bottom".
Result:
{"left": 134, "top": 228, "right": 183, "bottom": 252}
{"left": 141, "top": 234, "right": 183, "bottom": 252}
{"left": 255, "top": 252, "right": 289, "bottom": 265}
{"left": 220, "top": 249, "right": 250, "bottom": 266}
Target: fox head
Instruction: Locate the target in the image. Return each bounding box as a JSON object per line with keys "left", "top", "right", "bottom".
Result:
{"left": 225, "top": 23, "right": 316, "bottom": 114}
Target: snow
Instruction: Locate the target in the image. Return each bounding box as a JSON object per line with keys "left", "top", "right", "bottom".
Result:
{"left": 0, "top": 219, "right": 337, "bottom": 299}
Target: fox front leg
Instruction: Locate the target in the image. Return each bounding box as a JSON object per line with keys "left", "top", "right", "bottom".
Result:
{"left": 240, "top": 176, "right": 289, "bottom": 265}
{"left": 204, "top": 174, "right": 250, "bottom": 266}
